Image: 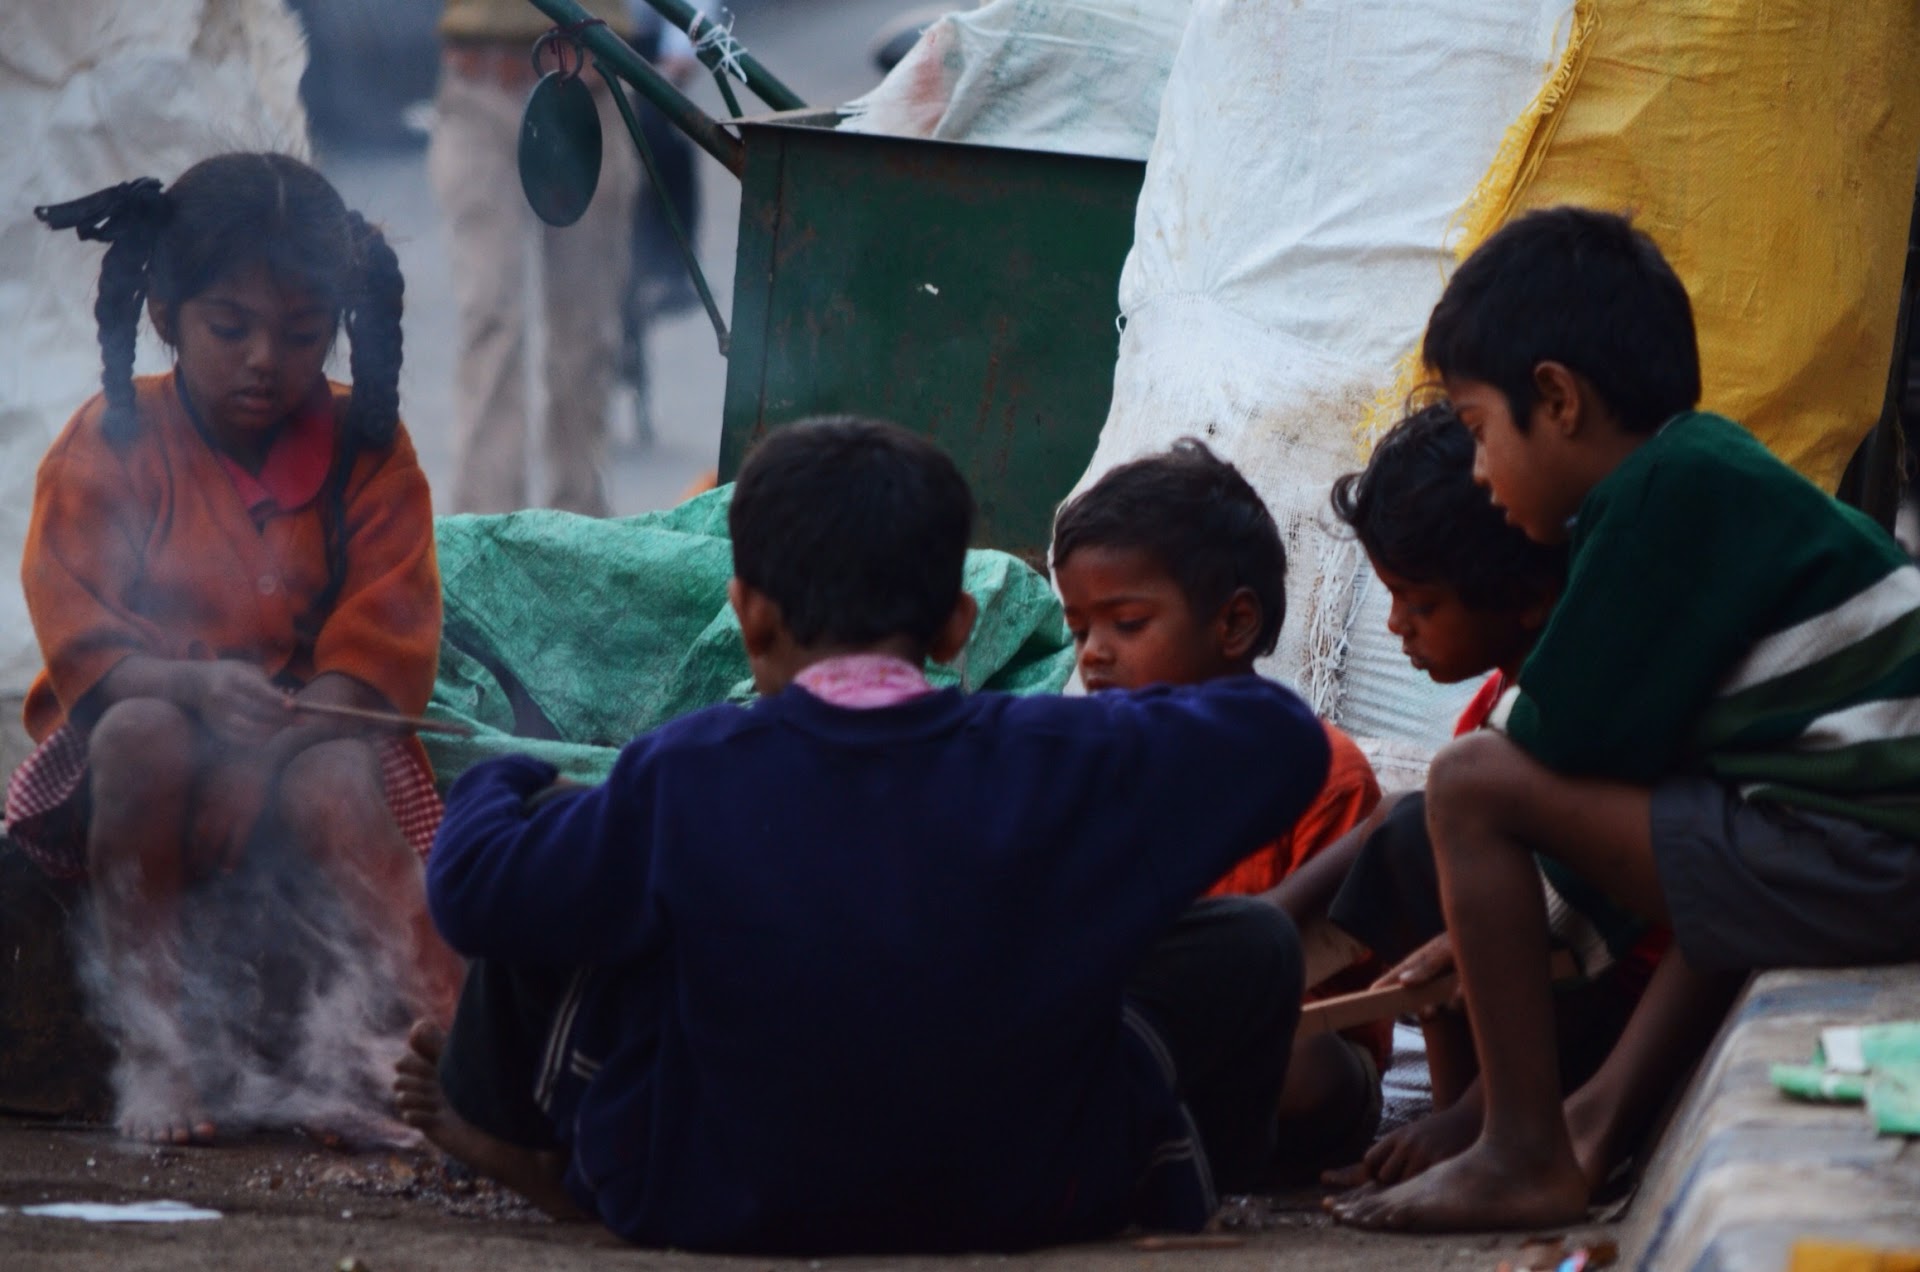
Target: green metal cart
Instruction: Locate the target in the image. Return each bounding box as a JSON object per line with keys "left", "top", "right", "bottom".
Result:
{"left": 524, "top": 0, "right": 1144, "bottom": 562}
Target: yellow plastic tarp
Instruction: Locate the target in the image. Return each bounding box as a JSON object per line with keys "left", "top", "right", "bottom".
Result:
{"left": 1422, "top": 0, "right": 1920, "bottom": 490}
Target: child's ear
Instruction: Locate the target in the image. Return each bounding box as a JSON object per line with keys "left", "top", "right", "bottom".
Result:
{"left": 1531, "top": 361, "right": 1584, "bottom": 436}
{"left": 1216, "top": 587, "right": 1264, "bottom": 663}
{"left": 727, "top": 578, "right": 782, "bottom": 658}
{"left": 928, "top": 592, "right": 979, "bottom": 666}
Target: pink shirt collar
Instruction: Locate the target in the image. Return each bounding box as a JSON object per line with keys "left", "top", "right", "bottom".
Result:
{"left": 206, "top": 379, "right": 336, "bottom": 516}
{"left": 792, "top": 654, "right": 935, "bottom": 709}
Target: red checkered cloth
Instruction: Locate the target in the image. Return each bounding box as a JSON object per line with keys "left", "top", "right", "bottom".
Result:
{"left": 3, "top": 723, "right": 443, "bottom": 880}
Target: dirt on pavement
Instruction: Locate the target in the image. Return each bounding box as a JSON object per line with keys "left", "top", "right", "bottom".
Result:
{"left": 0, "top": 1117, "right": 1619, "bottom": 1272}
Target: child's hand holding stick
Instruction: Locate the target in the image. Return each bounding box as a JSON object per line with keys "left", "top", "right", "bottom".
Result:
{"left": 284, "top": 697, "right": 475, "bottom": 738}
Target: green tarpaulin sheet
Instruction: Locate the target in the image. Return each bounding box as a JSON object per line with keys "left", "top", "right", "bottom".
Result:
{"left": 421, "top": 487, "right": 1076, "bottom": 784}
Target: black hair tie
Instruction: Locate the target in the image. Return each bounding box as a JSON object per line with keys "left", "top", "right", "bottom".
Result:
{"left": 34, "top": 177, "right": 171, "bottom": 243}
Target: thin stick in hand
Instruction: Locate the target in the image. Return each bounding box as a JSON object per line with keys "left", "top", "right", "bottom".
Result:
{"left": 286, "top": 699, "right": 474, "bottom": 738}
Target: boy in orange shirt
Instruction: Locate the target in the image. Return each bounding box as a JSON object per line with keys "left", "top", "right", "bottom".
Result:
{"left": 1053, "top": 440, "right": 1383, "bottom": 1176}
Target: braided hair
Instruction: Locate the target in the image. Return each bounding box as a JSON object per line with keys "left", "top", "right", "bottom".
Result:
{"left": 35, "top": 152, "right": 404, "bottom": 448}
{"left": 35, "top": 153, "right": 407, "bottom": 629}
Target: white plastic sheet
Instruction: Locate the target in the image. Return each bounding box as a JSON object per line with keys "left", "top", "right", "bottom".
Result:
{"left": 1081, "top": 0, "right": 1574, "bottom": 737}
{"left": 0, "top": 0, "right": 310, "bottom": 696}
{"left": 840, "top": 0, "right": 1191, "bottom": 161}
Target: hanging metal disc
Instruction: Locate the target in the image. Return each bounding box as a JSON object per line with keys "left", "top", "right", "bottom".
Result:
{"left": 518, "top": 70, "right": 603, "bottom": 228}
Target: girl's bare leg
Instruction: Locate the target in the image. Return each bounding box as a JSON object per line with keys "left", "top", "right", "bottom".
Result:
{"left": 84, "top": 698, "right": 214, "bottom": 1145}
{"left": 276, "top": 739, "right": 465, "bottom": 1024}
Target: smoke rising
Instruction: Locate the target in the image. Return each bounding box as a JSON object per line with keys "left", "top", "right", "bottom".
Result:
{"left": 77, "top": 834, "right": 422, "bottom": 1148}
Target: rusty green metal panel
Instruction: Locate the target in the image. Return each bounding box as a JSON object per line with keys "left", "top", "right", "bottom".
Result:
{"left": 719, "top": 118, "right": 1146, "bottom": 562}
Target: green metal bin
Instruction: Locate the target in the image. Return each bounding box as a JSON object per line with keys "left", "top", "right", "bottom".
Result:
{"left": 523, "top": 0, "right": 1145, "bottom": 561}
{"left": 718, "top": 113, "right": 1145, "bottom": 561}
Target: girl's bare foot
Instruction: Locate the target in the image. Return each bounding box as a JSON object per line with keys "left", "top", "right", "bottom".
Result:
{"left": 115, "top": 1059, "right": 216, "bottom": 1146}
{"left": 393, "top": 1020, "right": 585, "bottom": 1221}
{"left": 1328, "top": 1138, "right": 1589, "bottom": 1232}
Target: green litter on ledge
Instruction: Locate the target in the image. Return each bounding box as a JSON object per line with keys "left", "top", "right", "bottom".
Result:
{"left": 1771, "top": 1023, "right": 1920, "bottom": 1135}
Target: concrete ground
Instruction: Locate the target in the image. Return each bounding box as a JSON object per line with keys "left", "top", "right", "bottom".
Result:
{"left": 0, "top": 1119, "right": 1591, "bottom": 1272}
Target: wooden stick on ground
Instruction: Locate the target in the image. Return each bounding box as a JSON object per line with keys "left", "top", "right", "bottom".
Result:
{"left": 286, "top": 699, "right": 475, "bottom": 738}
{"left": 1298, "top": 949, "right": 1581, "bottom": 1039}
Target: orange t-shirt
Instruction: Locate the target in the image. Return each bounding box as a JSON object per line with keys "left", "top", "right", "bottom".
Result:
{"left": 21, "top": 373, "right": 442, "bottom": 769}
{"left": 1206, "top": 722, "right": 1380, "bottom": 898}
{"left": 1204, "top": 722, "right": 1390, "bottom": 1068}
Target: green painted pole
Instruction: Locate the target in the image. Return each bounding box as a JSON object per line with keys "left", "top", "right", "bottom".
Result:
{"left": 634, "top": 0, "right": 807, "bottom": 113}
{"left": 522, "top": 0, "right": 746, "bottom": 176}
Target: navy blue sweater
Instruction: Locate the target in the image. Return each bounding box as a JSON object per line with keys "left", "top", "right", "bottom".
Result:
{"left": 428, "top": 676, "right": 1329, "bottom": 1252}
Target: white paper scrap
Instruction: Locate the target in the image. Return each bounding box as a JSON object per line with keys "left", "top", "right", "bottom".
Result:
{"left": 21, "top": 1200, "right": 222, "bottom": 1223}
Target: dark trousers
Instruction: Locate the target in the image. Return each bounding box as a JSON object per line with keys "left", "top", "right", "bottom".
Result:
{"left": 1123, "top": 897, "right": 1303, "bottom": 1192}
{"left": 440, "top": 898, "right": 1304, "bottom": 1194}
{"left": 1327, "top": 793, "right": 1444, "bottom": 964}
{"left": 438, "top": 960, "right": 577, "bottom": 1153}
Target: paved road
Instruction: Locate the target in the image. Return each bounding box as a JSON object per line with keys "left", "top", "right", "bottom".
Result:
{"left": 0, "top": 1120, "right": 1533, "bottom": 1272}
{"left": 323, "top": 0, "right": 936, "bottom": 518}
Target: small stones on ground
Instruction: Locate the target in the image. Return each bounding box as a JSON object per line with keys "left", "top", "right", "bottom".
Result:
{"left": 1213, "top": 1193, "right": 1320, "bottom": 1233}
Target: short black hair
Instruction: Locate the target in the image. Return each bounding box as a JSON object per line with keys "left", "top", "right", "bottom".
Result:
{"left": 730, "top": 417, "right": 975, "bottom": 651}
{"left": 1051, "top": 439, "right": 1287, "bottom": 657}
{"left": 1423, "top": 207, "right": 1700, "bottom": 434}
{"left": 1331, "top": 401, "right": 1566, "bottom": 610}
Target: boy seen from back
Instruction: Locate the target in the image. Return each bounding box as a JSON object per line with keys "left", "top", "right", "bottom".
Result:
{"left": 1051, "top": 441, "right": 1385, "bottom": 1178}
{"left": 396, "top": 418, "right": 1334, "bottom": 1253}
{"left": 1333, "top": 208, "right": 1920, "bottom": 1233}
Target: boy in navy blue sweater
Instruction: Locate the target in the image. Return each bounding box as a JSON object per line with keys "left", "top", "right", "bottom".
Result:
{"left": 394, "top": 418, "right": 1332, "bottom": 1253}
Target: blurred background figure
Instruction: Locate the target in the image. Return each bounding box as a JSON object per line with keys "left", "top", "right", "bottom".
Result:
{"left": 278, "top": 0, "right": 947, "bottom": 522}
{"left": 429, "top": 0, "right": 642, "bottom": 516}
{"left": 618, "top": 2, "right": 708, "bottom": 452}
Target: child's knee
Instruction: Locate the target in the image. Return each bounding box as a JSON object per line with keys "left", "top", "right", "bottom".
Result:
{"left": 276, "top": 737, "right": 384, "bottom": 830}
{"left": 88, "top": 698, "right": 196, "bottom": 793}
{"left": 1426, "top": 730, "right": 1531, "bottom": 812}
{"left": 1214, "top": 898, "right": 1306, "bottom": 1008}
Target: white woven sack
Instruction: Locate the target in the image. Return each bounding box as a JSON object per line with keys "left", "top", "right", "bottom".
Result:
{"left": 1081, "top": 0, "right": 1574, "bottom": 734}
{"left": 840, "top": 0, "right": 1192, "bottom": 161}
{"left": 0, "top": 0, "right": 310, "bottom": 695}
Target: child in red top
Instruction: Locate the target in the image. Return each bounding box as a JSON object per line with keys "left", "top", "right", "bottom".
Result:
{"left": 10, "top": 154, "right": 461, "bottom": 1145}
{"left": 1310, "top": 401, "right": 1683, "bottom": 1201}
{"left": 1053, "top": 440, "right": 1384, "bottom": 1177}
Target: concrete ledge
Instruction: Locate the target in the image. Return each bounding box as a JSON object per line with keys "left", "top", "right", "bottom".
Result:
{"left": 1623, "top": 965, "right": 1920, "bottom": 1271}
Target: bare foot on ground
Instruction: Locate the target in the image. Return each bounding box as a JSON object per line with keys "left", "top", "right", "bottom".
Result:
{"left": 1323, "top": 1095, "right": 1482, "bottom": 1194}
{"left": 393, "top": 1020, "right": 584, "bottom": 1221}
{"left": 1565, "top": 1088, "right": 1627, "bottom": 1193}
{"left": 1327, "top": 1139, "right": 1588, "bottom": 1233}
{"left": 116, "top": 1058, "right": 216, "bottom": 1146}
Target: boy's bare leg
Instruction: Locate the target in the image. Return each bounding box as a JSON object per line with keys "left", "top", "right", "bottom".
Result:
{"left": 1424, "top": 1009, "right": 1479, "bottom": 1111}
{"left": 393, "top": 1021, "right": 585, "bottom": 1220}
{"left": 1333, "top": 732, "right": 1667, "bottom": 1232}
{"left": 277, "top": 739, "right": 466, "bottom": 1025}
{"left": 1564, "top": 948, "right": 1741, "bottom": 1188}
{"left": 85, "top": 699, "right": 217, "bottom": 1146}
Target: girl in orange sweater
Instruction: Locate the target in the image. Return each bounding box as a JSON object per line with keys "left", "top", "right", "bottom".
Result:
{"left": 9, "top": 154, "right": 461, "bottom": 1146}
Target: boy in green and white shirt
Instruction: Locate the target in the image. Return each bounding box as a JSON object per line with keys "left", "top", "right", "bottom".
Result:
{"left": 1331, "top": 208, "right": 1920, "bottom": 1234}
